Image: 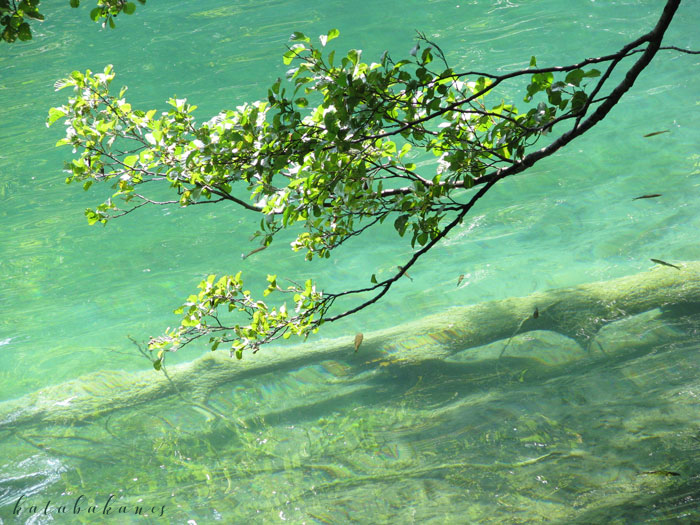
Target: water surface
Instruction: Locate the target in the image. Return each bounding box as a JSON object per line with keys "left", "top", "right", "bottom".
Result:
{"left": 1, "top": 0, "right": 699, "bottom": 522}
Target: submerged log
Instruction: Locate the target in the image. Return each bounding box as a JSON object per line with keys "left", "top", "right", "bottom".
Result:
{"left": 1, "top": 262, "right": 699, "bottom": 430}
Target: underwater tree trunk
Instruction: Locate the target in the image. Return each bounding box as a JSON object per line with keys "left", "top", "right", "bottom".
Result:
{"left": 2, "top": 261, "right": 699, "bottom": 430}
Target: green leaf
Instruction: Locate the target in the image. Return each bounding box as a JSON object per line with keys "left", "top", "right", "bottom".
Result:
{"left": 85, "top": 209, "right": 98, "bottom": 225}
{"left": 529, "top": 56, "right": 537, "bottom": 67}
{"left": 123, "top": 155, "right": 139, "bottom": 167}
{"left": 323, "top": 111, "right": 337, "bottom": 133}
{"left": 290, "top": 31, "right": 309, "bottom": 43}
{"left": 565, "top": 69, "right": 584, "bottom": 87}
{"left": 123, "top": 2, "right": 136, "bottom": 15}
{"left": 370, "top": 274, "right": 377, "bottom": 284}
{"left": 70, "top": 0, "right": 80, "bottom": 7}
{"left": 533, "top": 71, "right": 553, "bottom": 88}
{"left": 394, "top": 214, "right": 409, "bottom": 236}
{"left": 46, "top": 107, "right": 66, "bottom": 126}
{"left": 347, "top": 49, "right": 360, "bottom": 66}
{"left": 283, "top": 44, "right": 305, "bottom": 65}
{"left": 90, "top": 7, "right": 101, "bottom": 21}
{"left": 326, "top": 28, "right": 339, "bottom": 42}
{"left": 17, "top": 22, "right": 31, "bottom": 41}
{"left": 571, "top": 91, "right": 587, "bottom": 112}
{"left": 24, "top": 7, "right": 44, "bottom": 21}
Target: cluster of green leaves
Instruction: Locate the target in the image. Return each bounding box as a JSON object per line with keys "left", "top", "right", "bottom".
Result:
{"left": 1, "top": 0, "right": 42, "bottom": 42}
{"left": 148, "top": 273, "right": 324, "bottom": 364}
{"left": 79, "top": 0, "right": 145, "bottom": 29}
{"left": 524, "top": 58, "right": 601, "bottom": 112}
{"left": 0, "top": 0, "right": 144, "bottom": 43}
{"left": 48, "top": 30, "right": 603, "bottom": 362}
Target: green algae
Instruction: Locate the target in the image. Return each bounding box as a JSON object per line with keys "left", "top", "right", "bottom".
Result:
{"left": 2, "top": 264, "right": 700, "bottom": 522}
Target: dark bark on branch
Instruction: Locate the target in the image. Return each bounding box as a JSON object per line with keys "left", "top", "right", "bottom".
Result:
{"left": 477, "top": 0, "right": 680, "bottom": 187}
{"left": 321, "top": 0, "right": 683, "bottom": 326}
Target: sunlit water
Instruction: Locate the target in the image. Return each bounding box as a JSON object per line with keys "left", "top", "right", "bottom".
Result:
{"left": 1, "top": 0, "right": 699, "bottom": 522}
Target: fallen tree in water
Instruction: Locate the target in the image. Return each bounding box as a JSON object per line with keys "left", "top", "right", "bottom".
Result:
{"left": 1, "top": 261, "right": 699, "bottom": 430}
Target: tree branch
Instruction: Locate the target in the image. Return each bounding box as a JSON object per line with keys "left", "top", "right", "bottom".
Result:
{"left": 318, "top": 0, "right": 683, "bottom": 326}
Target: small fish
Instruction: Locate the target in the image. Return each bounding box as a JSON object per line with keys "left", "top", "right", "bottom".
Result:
{"left": 641, "top": 470, "right": 680, "bottom": 477}
{"left": 633, "top": 194, "right": 662, "bottom": 200}
{"left": 354, "top": 333, "right": 364, "bottom": 353}
{"left": 241, "top": 245, "right": 267, "bottom": 259}
{"left": 397, "top": 266, "right": 413, "bottom": 281}
{"left": 650, "top": 258, "right": 681, "bottom": 270}
{"left": 533, "top": 307, "right": 539, "bottom": 319}
{"left": 643, "top": 130, "right": 670, "bottom": 138}
{"left": 457, "top": 274, "right": 465, "bottom": 287}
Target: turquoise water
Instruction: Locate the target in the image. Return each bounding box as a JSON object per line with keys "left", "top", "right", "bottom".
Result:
{"left": 1, "top": 0, "right": 699, "bottom": 522}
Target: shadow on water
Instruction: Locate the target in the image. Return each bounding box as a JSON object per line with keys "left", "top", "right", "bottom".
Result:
{"left": 1, "top": 308, "right": 700, "bottom": 523}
